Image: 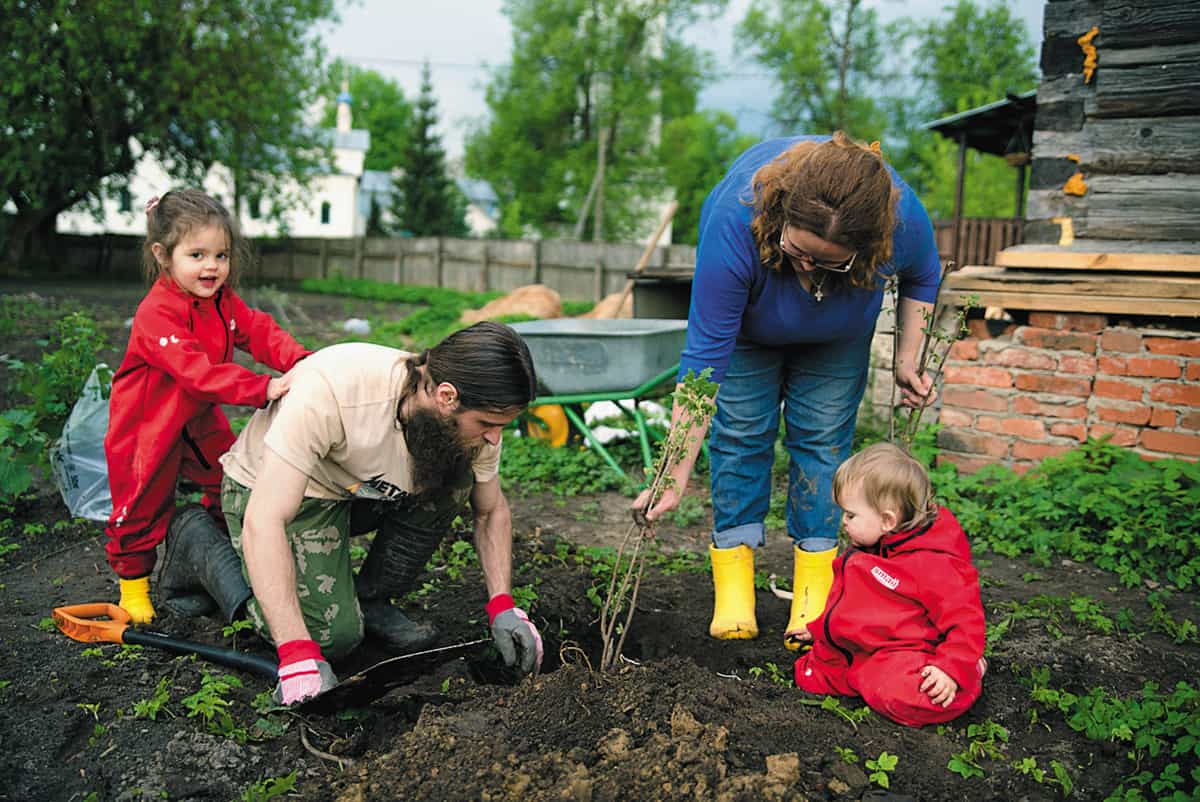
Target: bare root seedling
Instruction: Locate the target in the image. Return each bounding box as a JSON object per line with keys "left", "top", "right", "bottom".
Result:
{"left": 598, "top": 370, "right": 716, "bottom": 672}
{"left": 892, "top": 262, "right": 978, "bottom": 448}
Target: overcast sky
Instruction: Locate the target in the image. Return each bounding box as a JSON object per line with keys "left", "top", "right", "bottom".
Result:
{"left": 323, "top": 0, "right": 1046, "bottom": 160}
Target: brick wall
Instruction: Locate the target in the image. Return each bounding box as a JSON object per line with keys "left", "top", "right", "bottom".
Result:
{"left": 937, "top": 312, "right": 1200, "bottom": 473}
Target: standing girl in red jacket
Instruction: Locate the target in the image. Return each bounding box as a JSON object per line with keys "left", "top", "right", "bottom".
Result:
{"left": 791, "top": 442, "right": 988, "bottom": 727}
{"left": 105, "top": 189, "right": 311, "bottom": 624}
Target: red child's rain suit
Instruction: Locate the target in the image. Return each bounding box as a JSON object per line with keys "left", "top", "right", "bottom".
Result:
{"left": 794, "top": 506, "right": 986, "bottom": 727}
{"left": 104, "top": 278, "right": 310, "bottom": 578}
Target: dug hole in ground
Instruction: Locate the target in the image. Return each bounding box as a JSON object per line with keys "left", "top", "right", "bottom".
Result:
{"left": 0, "top": 279, "right": 1197, "bottom": 802}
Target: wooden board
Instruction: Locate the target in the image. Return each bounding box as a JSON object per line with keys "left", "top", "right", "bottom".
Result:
{"left": 1101, "top": 42, "right": 1200, "bottom": 68}
{"left": 1094, "top": 60, "right": 1200, "bottom": 118}
{"left": 1089, "top": 117, "right": 1200, "bottom": 174}
{"left": 995, "top": 249, "right": 1200, "bottom": 272}
{"left": 941, "top": 289, "right": 1200, "bottom": 317}
{"left": 1087, "top": 175, "right": 1200, "bottom": 241}
{"left": 633, "top": 267, "right": 695, "bottom": 280}
{"left": 1100, "top": 0, "right": 1200, "bottom": 49}
{"left": 947, "top": 267, "right": 1200, "bottom": 299}
{"left": 1043, "top": 0, "right": 1100, "bottom": 37}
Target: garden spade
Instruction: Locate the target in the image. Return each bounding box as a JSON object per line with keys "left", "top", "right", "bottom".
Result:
{"left": 53, "top": 603, "right": 490, "bottom": 712}
{"left": 52, "top": 602, "right": 278, "bottom": 681}
{"left": 296, "top": 637, "right": 491, "bottom": 715}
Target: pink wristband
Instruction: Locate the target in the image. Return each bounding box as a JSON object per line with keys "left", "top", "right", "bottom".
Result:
{"left": 485, "top": 593, "right": 515, "bottom": 624}
{"left": 277, "top": 639, "right": 323, "bottom": 667}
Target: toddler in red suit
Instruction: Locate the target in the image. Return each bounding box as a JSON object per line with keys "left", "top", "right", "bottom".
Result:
{"left": 791, "top": 442, "right": 987, "bottom": 726}
{"left": 105, "top": 189, "right": 311, "bottom": 624}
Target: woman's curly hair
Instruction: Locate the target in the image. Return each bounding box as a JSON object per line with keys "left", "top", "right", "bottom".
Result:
{"left": 747, "top": 132, "right": 900, "bottom": 294}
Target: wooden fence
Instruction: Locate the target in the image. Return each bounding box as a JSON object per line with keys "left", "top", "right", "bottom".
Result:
{"left": 53, "top": 217, "right": 1021, "bottom": 301}
{"left": 56, "top": 233, "right": 700, "bottom": 303}
{"left": 933, "top": 217, "right": 1025, "bottom": 268}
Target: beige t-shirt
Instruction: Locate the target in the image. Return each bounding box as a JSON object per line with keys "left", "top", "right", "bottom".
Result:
{"left": 220, "top": 342, "right": 501, "bottom": 501}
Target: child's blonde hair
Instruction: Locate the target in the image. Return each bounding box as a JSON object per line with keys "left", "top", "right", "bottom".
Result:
{"left": 143, "top": 189, "right": 249, "bottom": 287}
{"left": 833, "top": 442, "right": 936, "bottom": 532}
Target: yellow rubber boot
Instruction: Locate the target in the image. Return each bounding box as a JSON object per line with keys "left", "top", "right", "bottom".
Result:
{"left": 784, "top": 545, "right": 836, "bottom": 651}
{"left": 118, "top": 575, "right": 156, "bottom": 624}
{"left": 709, "top": 544, "right": 758, "bottom": 640}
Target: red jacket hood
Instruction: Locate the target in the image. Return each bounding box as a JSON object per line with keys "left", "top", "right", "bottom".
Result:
{"left": 874, "top": 506, "right": 971, "bottom": 561}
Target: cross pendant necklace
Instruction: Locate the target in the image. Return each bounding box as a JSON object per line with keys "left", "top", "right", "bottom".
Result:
{"left": 810, "top": 272, "right": 827, "bottom": 302}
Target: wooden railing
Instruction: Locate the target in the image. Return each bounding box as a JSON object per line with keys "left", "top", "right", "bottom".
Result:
{"left": 934, "top": 217, "right": 1025, "bottom": 267}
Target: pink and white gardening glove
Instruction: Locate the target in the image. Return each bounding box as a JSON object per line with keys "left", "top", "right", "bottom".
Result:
{"left": 274, "top": 639, "right": 338, "bottom": 705}
{"left": 486, "top": 593, "right": 543, "bottom": 677}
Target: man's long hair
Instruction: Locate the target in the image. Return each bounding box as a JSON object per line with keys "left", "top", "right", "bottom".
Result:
{"left": 402, "top": 321, "right": 538, "bottom": 411}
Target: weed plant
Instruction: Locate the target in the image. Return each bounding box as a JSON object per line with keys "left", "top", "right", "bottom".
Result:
{"left": 0, "top": 294, "right": 87, "bottom": 337}
{"left": 500, "top": 432, "right": 631, "bottom": 497}
{"left": 930, "top": 439, "right": 1200, "bottom": 591}
{"left": 3, "top": 311, "right": 111, "bottom": 439}
{"left": 0, "top": 306, "right": 110, "bottom": 501}
{"left": 1027, "top": 667, "right": 1199, "bottom": 801}
{"left": 181, "top": 673, "right": 247, "bottom": 741}
{"left": 239, "top": 771, "right": 298, "bottom": 802}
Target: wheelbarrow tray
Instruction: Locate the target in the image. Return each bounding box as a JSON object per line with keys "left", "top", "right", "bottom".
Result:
{"left": 511, "top": 319, "right": 687, "bottom": 395}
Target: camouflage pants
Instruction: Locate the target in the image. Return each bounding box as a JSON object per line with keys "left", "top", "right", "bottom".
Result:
{"left": 222, "top": 476, "right": 468, "bottom": 660}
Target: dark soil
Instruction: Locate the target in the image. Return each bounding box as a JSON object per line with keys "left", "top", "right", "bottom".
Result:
{"left": 1, "top": 279, "right": 1197, "bottom": 802}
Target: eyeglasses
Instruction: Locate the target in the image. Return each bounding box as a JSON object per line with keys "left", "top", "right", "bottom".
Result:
{"left": 779, "top": 227, "right": 857, "bottom": 273}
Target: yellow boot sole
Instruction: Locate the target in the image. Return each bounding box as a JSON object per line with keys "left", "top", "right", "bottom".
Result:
{"left": 709, "top": 544, "right": 758, "bottom": 639}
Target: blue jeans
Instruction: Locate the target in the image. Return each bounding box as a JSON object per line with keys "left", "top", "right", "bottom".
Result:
{"left": 709, "top": 334, "right": 871, "bottom": 552}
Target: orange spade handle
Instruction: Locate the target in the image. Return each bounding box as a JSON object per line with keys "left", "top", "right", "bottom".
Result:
{"left": 53, "top": 603, "right": 132, "bottom": 644}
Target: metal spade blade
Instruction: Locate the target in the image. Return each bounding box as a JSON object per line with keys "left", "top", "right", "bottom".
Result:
{"left": 298, "top": 638, "right": 491, "bottom": 715}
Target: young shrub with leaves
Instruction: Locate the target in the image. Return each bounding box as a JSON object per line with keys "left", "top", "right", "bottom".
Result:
{"left": 599, "top": 369, "right": 717, "bottom": 671}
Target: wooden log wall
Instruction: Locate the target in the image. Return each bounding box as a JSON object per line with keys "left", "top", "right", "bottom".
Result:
{"left": 1028, "top": 0, "right": 1200, "bottom": 244}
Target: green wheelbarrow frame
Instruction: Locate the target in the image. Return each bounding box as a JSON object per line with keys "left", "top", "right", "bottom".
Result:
{"left": 529, "top": 363, "right": 708, "bottom": 484}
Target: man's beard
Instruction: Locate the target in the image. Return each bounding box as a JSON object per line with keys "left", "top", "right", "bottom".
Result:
{"left": 402, "top": 406, "right": 481, "bottom": 493}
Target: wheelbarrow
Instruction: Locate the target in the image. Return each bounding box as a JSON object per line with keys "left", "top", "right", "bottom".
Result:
{"left": 511, "top": 319, "right": 689, "bottom": 480}
{"left": 52, "top": 603, "right": 488, "bottom": 713}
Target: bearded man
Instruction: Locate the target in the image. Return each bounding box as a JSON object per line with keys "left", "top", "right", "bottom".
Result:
{"left": 157, "top": 321, "right": 543, "bottom": 704}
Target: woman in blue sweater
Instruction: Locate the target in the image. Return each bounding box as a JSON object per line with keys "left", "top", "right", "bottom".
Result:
{"left": 635, "top": 132, "right": 942, "bottom": 647}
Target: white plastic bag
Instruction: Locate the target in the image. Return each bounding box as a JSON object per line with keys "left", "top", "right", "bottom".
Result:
{"left": 49, "top": 364, "right": 113, "bottom": 521}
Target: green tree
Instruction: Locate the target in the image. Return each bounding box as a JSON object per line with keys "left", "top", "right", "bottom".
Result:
{"left": 736, "top": 0, "right": 899, "bottom": 141}
{"left": 465, "top": 0, "right": 726, "bottom": 241}
{"left": 913, "top": 0, "right": 1038, "bottom": 115}
{"left": 894, "top": 0, "right": 1039, "bottom": 218}
{"left": 394, "top": 62, "right": 468, "bottom": 237}
{"left": 1, "top": 0, "right": 337, "bottom": 266}
{"left": 319, "top": 62, "right": 414, "bottom": 173}
{"left": 365, "top": 197, "right": 390, "bottom": 237}
{"left": 660, "top": 111, "right": 757, "bottom": 244}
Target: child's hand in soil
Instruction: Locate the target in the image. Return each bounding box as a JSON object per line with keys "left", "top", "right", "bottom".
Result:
{"left": 784, "top": 624, "right": 812, "bottom": 645}
{"left": 919, "top": 665, "right": 958, "bottom": 707}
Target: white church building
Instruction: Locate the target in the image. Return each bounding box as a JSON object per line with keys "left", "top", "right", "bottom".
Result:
{"left": 57, "top": 88, "right": 375, "bottom": 239}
